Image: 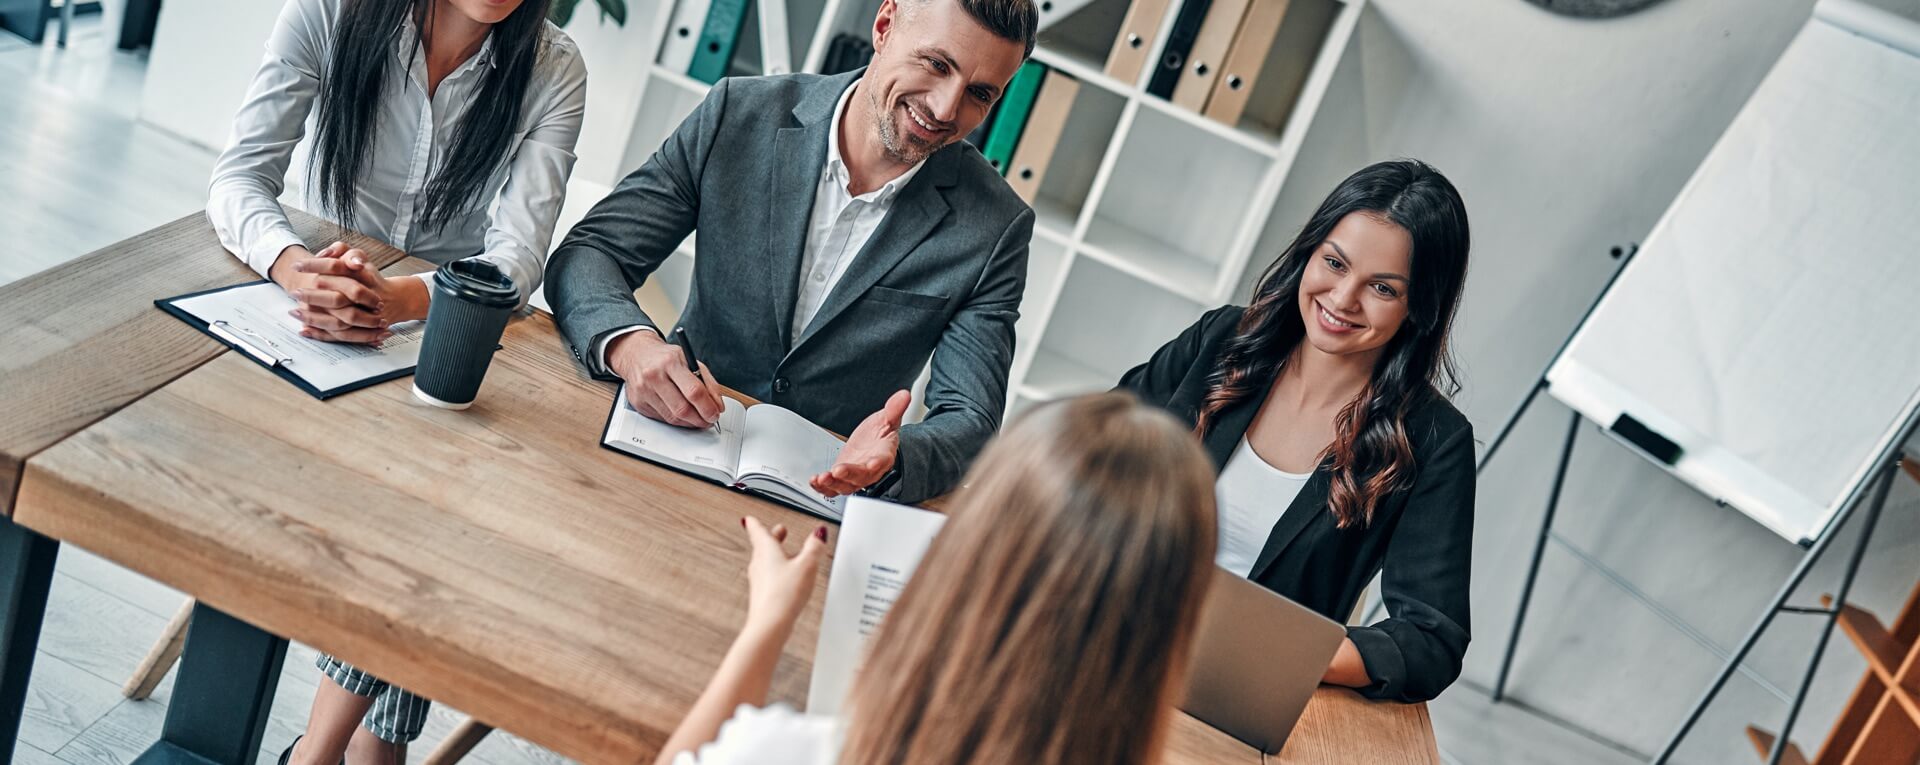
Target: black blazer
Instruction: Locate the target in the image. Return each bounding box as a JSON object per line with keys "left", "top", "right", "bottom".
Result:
{"left": 1119, "top": 306, "right": 1474, "bottom": 703}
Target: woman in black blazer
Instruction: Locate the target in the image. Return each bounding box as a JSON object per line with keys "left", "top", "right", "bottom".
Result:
{"left": 1120, "top": 159, "right": 1473, "bottom": 703}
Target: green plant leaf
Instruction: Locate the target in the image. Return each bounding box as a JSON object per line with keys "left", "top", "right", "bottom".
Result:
{"left": 597, "top": 0, "right": 628, "bottom": 25}
{"left": 549, "top": 0, "right": 578, "bottom": 26}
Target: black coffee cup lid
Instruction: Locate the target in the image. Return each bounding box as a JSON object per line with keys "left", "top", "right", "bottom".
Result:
{"left": 434, "top": 258, "right": 519, "bottom": 308}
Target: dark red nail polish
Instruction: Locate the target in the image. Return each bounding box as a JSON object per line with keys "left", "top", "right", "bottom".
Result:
{"left": 813, "top": 527, "right": 827, "bottom": 541}
{"left": 740, "top": 517, "right": 746, "bottom": 528}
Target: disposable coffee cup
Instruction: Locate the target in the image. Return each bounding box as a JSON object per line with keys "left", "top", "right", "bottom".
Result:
{"left": 412, "top": 259, "right": 517, "bottom": 410}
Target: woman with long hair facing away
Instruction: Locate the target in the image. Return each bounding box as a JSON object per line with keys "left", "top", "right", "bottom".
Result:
{"left": 208, "top": 0, "right": 587, "bottom": 760}
{"left": 655, "top": 392, "right": 1219, "bottom": 765}
{"left": 209, "top": 0, "right": 586, "bottom": 346}
{"left": 1120, "top": 159, "right": 1475, "bottom": 703}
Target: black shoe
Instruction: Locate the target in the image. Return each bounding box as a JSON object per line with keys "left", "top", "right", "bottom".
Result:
{"left": 278, "top": 736, "right": 345, "bottom": 765}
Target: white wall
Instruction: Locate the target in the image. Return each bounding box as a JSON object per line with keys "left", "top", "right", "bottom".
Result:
{"left": 1314, "top": 1, "right": 1920, "bottom": 762}
{"left": 138, "top": 0, "right": 284, "bottom": 149}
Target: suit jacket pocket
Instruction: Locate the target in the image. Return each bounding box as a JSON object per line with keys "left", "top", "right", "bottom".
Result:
{"left": 863, "top": 285, "right": 948, "bottom": 311}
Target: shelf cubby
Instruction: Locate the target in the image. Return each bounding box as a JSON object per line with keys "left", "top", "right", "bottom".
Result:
{"left": 1023, "top": 80, "right": 1126, "bottom": 244}
{"left": 1023, "top": 255, "right": 1206, "bottom": 401}
{"left": 1082, "top": 102, "right": 1271, "bottom": 303}
{"left": 1008, "top": 238, "right": 1075, "bottom": 401}
{"left": 618, "top": 69, "right": 709, "bottom": 177}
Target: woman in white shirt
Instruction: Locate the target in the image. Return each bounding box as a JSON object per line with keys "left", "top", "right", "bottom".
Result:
{"left": 210, "top": 0, "right": 586, "bottom": 762}
{"left": 208, "top": 0, "right": 586, "bottom": 346}
{"left": 654, "top": 392, "right": 1220, "bottom": 765}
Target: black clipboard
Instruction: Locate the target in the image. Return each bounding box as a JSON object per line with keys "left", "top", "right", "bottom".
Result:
{"left": 156, "top": 280, "right": 417, "bottom": 401}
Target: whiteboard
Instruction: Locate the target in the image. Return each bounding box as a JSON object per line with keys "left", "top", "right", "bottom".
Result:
{"left": 1545, "top": 0, "right": 1920, "bottom": 545}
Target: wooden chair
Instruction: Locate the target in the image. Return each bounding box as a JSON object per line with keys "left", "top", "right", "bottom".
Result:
{"left": 1743, "top": 456, "right": 1920, "bottom": 764}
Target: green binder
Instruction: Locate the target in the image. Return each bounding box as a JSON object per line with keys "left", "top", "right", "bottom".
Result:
{"left": 688, "top": 0, "right": 752, "bottom": 84}
{"left": 982, "top": 62, "right": 1046, "bottom": 176}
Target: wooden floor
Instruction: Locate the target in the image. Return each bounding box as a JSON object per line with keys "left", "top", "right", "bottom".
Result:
{"left": 1, "top": 18, "right": 1639, "bottom": 765}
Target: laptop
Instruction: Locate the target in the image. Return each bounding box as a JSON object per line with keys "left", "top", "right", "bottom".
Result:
{"left": 1179, "top": 566, "right": 1348, "bottom": 755}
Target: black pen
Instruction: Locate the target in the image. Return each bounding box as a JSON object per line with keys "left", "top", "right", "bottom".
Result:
{"left": 671, "top": 326, "right": 702, "bottom": 379}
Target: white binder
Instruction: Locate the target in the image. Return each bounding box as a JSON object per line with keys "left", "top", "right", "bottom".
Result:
{"left": 658, "top": 0, "right": 714, "bottom": 72}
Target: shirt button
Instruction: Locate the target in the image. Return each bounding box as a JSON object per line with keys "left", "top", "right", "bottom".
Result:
{"left": 773, "top": 377, "right": 792, "bottom": 394}
{"left": 812, "top": 271, "right": 826, "bottom": 282}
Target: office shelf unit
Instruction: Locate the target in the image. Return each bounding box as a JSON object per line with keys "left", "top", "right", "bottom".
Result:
{"left": 606, "top": 0, "right": 1385, "bottom": 414}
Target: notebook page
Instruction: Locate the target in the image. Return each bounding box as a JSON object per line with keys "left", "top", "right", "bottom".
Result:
{"left": 736, "top": 404, "right": 845, "bottom": 512}
{"left": 605, "top": 387, "right": 746, "bottom": 483}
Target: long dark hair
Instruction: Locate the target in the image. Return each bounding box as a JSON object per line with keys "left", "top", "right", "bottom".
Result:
{"left": 1196, "top": 159, "right": 1470, "bottom": 528}
{"left": 310, "top": 0, "right": 552, "bottom": 232}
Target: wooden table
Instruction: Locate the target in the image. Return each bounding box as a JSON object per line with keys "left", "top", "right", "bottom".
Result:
{"left": 0, "top": 214, "right": 1439, "bottom": 765}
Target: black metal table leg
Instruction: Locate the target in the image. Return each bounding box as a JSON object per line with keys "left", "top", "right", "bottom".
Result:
{"left": 2, "top": 514, "right": 60, "bottom": 764}
{"left": 131, "top": 603, "right": 288, "bottom": 765}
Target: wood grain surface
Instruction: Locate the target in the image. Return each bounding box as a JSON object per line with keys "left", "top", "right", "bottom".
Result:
{"left": 0, "top": 210, "right": 404, "bottom": 516}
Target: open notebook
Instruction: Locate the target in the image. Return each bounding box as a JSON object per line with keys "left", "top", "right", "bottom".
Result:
{"left": 601, "top": 385, "right": 848, "bottom": 520}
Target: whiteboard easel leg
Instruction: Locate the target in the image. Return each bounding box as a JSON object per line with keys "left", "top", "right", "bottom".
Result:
{"left": 1490, "top": 409, "right": 1583, "bottom": 703}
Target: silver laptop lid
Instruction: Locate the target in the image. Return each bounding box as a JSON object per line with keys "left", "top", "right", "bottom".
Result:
{"left": 1178, "top": 566, "right": 1348, "bottom": 755}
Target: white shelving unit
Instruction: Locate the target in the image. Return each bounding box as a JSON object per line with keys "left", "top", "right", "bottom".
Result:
{"left": 603, "top": 0, "right": 1382, "bottom": 414}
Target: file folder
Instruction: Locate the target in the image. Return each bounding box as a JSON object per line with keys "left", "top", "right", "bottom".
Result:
{"left": 1146, "top": 0, "right": 1213, "bottom": 99}
{"left": 1171, "top": 0, "right": 1251, "bottom": 111}
{"left": 658, "top": 0, "right": 713, "bottom": 72}
{"left": 1007, "top": 69, "right": 1079, "bottom": 203}
{"left": 688, "top": 0, "right": 751, "bottom": 84}
{"left": 1203, "top": 0, "right": 1291, "bottom": 125}
{"left": 1106, "top": 0, "right": 1176, "bottom": 85}
{"left": 982, "top": 61, "right": 1046, "bottom": 175}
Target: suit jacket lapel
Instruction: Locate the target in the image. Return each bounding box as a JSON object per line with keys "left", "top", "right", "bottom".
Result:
{"left": 1199, "top": 377, "right": 1326, "bottom": 582}
{"left": 792, "top": 148, "right": 955, "bottom": 351}
{"left": 1250, "top": 459, "right": 1332, "bottom": 582}
{"left": 767, "top": 73, "right": 852, "bottom": 353}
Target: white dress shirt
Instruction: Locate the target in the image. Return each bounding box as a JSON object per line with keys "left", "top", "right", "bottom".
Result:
{"left": 595, "top": 78, "right": 926, "bottom": 370}
{"left": 671, "top": 704, "right": 843, "bottom": 765}
{"left": 207, "top": 0, "right": 588, "bottom": 309}
{"left": 1214, "top": 438, "right": 1313, "bottom": 577}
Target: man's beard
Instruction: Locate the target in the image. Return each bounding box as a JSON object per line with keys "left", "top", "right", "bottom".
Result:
{"left": 869, "top": 90, "right": 939, "bottom": 166}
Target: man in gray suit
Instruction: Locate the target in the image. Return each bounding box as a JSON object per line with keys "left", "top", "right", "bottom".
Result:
{"left": 545, "top": 0, "right": 1037, "bottom": 503}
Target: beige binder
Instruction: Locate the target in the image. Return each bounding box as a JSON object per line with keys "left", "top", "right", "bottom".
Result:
{"left": 1006, "top": 70, "right": 1081, "bottom": 203}
{"left": 1203, "top": 0, "right": 1292, "bottom": 125}
{"left": 1170, "top": 0, "right": 1252, "bottom": 112}
{"left": 1104, "top": 0, "right": 1176, "bottom": 85}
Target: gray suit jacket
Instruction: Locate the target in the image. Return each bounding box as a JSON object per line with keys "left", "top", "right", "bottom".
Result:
{"left": 545, "top": 70, "right": 1034, "bottom": 503}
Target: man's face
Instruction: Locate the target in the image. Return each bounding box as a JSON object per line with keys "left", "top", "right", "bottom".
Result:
{"left": 863, "top": 0, "right": 1026, "bottom": 165}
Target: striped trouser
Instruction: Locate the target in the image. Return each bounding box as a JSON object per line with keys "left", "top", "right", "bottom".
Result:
{"left": 315, "top": 654, "right": 431, "bottom": 744}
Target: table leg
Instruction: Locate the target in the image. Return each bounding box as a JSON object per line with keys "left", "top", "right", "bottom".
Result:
{"left": 2, "top": 515, "right": 60, "bottom": 764}
{"left": 133, "top": 603, "right": 288, "bottom": 765}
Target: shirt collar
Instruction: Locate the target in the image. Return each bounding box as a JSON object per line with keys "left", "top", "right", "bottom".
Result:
{"left": 396, "top": 15, "right": 500, "bottom": 76}
{"left": 826, "top": 79, "right": 928, "bottom": 205}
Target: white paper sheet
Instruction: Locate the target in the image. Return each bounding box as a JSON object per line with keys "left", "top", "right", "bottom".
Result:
{"left": 1547, "top": 1, "right": 1920, "bottom": 543}
{"left": 806, "top": 497, "right": 947, "bottom": 715}
{"left": 172, "top": 282, "right": 425, "bottom": 393}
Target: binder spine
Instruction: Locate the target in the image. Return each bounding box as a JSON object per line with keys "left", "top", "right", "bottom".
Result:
{"left": 1146, "top": 0, "right": 1214, "bottom": 99}
{"left": 983, "top": 61, "right": 1047, "bottom": 175}
{"left": 688, "top": 0, "right": 752, "bottom": 84}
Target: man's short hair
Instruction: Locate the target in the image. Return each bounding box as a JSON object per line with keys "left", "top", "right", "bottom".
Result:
{"left": 935, "top": 0, "right": 1039, "bottom": 59}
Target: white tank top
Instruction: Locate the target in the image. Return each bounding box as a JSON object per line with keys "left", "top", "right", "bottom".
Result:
{"left": 1213, "top": 438, "right": 1313, "bottom": 577}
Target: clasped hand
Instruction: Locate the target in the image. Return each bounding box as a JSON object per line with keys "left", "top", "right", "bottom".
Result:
{"left": 269, "top": 241, "right": 425, "bottom": 345}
